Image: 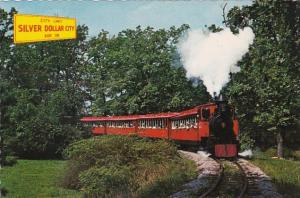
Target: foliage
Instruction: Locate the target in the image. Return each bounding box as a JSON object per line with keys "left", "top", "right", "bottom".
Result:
{"left": 0, "top": 187, "right": 8, "bottom": 197}
{"left": 0, "top": 7, "right": 209, "bottom": 159}
{"left": 62, "top": 136, "right": 197, "bottom": 197}
{"left": 264, "top": 147, "right": 300, "bottom": 160}
{"left": 3, "top": 156, "right": 17, "bottom": 166}
{"left": 0, "top": 160, "right": 81, "bottom": 198}
{"left": 2, "top": 1, "right": 300, "bottom": 160}
{"left": 79, "top": 166, "right": 132, "bottom": 197}
{"left": 225, "top": 0, "right": 300, "bottom": 157}
{"left": 137, "top": 161, "right": 196, "bottom": 198}
{"left": 85, "top": 25, "right": 209, "bottom": 116}
{"left": 5, "top": 88, "right": 89, "bottom": 158}
{"left": 238, "top": 131, "right": 255, "bottom": 151}
{"left": 0, "top": 7, "right": 90, "bottom": 158}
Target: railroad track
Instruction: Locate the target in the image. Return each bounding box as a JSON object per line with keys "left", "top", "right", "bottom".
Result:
{"left": 199, "top": 159, "right": 248, "bottom": 198}
{"left": 170, "top": 152, "right": 277, "bottom": 198}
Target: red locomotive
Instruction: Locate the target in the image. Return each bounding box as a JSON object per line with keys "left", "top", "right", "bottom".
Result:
{"left": 81, "top": 99, "right": 239, "bottom": 158}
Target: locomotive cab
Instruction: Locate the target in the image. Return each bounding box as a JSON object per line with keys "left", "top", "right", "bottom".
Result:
{"left": 208, "top": 98, "right": 239, "bottom": 158}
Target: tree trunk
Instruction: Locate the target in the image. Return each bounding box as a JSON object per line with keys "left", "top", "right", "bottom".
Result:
{"left": 277, "top": 130, "right": 284, "bottom": 158}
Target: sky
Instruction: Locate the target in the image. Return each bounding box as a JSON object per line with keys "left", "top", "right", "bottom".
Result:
{"left": 0, "top": 0, "right": 252, "bottom": 37}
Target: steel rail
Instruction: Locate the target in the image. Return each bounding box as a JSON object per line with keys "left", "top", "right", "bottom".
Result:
{"left": 199, "top": 159, "right": 248, "bottom": 198}
{"left": 234, "top": 160, "right": 248, "bottom": 198}
{"left": 199, "top": 158, "right": 224, "bottom": 198}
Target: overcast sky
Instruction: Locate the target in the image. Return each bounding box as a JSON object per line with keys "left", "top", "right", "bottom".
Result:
{"left": 0, "top": 0, "right": 252, "bottom": 37}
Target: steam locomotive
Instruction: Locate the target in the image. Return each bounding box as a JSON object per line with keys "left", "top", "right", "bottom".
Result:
{"left": 81, "top": 97, "right": 239, "bottom": 158}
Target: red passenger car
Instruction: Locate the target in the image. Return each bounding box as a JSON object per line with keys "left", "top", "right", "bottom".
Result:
{"left": 81, "top": 101, "right": 239, "bottom": 158}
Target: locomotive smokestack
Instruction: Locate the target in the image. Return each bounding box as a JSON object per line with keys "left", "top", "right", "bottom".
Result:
{"left": 219, "top": 94, "right": 223, "bottom": 101}
{"left": 213, "top": 93, "right": 225, "bottom": 102}
{"left": 213, "top": 92, "right": 218, "bottom": 101}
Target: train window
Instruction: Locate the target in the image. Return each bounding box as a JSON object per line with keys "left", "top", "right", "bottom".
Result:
{"left": 138, "top": 119, "right": 165, "bottom": 129}
{"left": 126, "top": 121, "right": 133, "bottom": 128}
{"left": 108, "top": 120, "right": 133, "bottom": 128}
{"left": 171, "top": 116, "right": 198, "bottom": 129}
{"left": 201, "top": 108, "right": 210, "bottom": 120}
{"left": 89, "top": 121, "right": 105, "bottom": 128}
{"left": 171, "top": 120, "right": 178, "bottom": 129}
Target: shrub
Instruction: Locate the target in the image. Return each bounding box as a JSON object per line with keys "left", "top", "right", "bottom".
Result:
{"left": 0, "top": 187, "right": 8, "bottom": 197}
{"left": 292, "top": 150, "right": 300, "bottom": 160}
{"left": 137, "top": 159, "right": 196, "bottom": 198}
{"left": 239, "top": 131, "right": 255, "bottom": 151}
{"left": 264, "top": 147, "right": 297, "bottom": 159}
{"left": 62, "top": 135, "right": 197, "bottom": 197}
{"left": 4, "top": 156, "right": 17, "bottom": 166}
{"left": 79, "top": 166, "right": 132, "bottom": 197}
{"left": 257, "top": 147, "right": 300, "bottom": 161}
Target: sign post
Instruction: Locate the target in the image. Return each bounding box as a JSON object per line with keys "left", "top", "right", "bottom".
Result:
{"left": 14, "top": 14, "right": 76, "bottom": 44}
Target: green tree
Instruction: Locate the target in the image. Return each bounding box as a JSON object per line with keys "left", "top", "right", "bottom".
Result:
{"left": 225, "top": 0, "right": 300, "bottom": 157}
{"left": 0, "top": 7, "right": 90, "bottom": 158}
{"left": 0, "top": 7, "right": 17, "bottom": 163}
{"left": 86, "top": 26, "right": 209, "bottom": 116}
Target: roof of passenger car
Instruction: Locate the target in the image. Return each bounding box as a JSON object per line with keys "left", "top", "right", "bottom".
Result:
{"left": 80, "top": 112, "right": 179, "bottom": 121}
{"left": 80, "top": 103, "right": 217, "bottom": 122}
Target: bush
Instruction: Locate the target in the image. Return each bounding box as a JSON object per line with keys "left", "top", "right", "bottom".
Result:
{"left": 239, "top": 131, "right": 255, "bottom": 151}
{"left": 5, "top": 88, "right": 90, "bottom": 159}
{"left": 3, "top": 156, "right": 17, "bottom": 166}
{"left": 292, "top": 150, "right": 300, "bottom": 160}
{"left": 260, "top": 147, "right": 300, "bottom": 160}
{"left": 79, "top": 166, "right": 132, "bottom": 197}
{"left": 0, "top": 187, "right": 8, "bottom": 197}
{"left": 61, "top": 135, "right": 197, "bottom": 197}
{"left": 138, "top": 160, "right": 196, "bottom": 198}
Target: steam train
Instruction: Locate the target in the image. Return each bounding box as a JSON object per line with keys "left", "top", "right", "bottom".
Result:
{"left": 81, "top": 98, "right": 239, "bottom": 158}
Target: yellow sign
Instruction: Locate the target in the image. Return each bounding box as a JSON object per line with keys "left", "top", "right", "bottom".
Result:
{"left": 14, "top": 14, "right": 76, "bottom": 44}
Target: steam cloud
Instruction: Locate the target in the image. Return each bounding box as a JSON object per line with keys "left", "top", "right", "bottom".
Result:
{"left": 177, "top": 27, "right": 254, "bottom": 96}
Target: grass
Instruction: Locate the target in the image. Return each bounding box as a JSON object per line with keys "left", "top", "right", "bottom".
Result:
{"left": 251, "top": 152, "right": 300, "bottom": 198}
{"left": 0, "top": 160, "right": 81, "bottom": 198}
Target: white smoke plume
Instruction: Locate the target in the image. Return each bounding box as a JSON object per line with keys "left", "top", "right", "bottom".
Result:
{"left": 177, "top": 27, "right": 254, "bottom": 96}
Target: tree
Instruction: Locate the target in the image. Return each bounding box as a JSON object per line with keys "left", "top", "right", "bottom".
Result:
{"left": 225, "top": 0, "right": 300, "bottom": 157}
{"left": 0, "top": 7, "right": 90, "bottom": 158}
{"left": 86, "top": 26, "right": 209, "bottom": 116}
{"left": 0, "top": 7, "right": 17, "bottom": 163}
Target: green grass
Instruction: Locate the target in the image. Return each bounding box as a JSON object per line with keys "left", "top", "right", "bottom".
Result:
{"left": 251, "top": 156, "right": 300, "bottom": 198}
{"left": 0, "top": 160, "right": 82, "bottom": 198}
